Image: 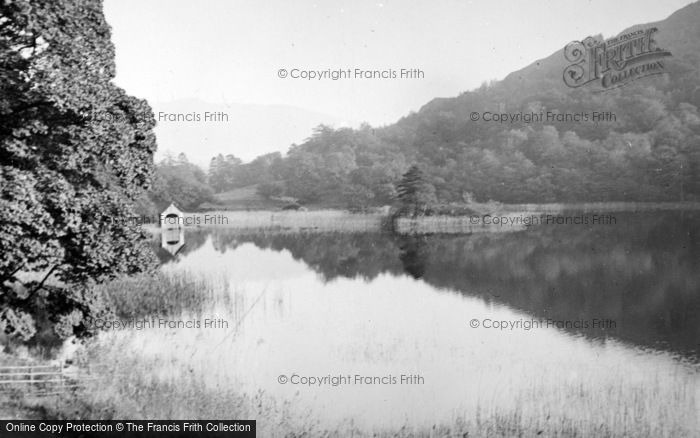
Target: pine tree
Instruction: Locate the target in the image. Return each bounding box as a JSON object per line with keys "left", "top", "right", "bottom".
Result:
{"left": 396, "top": 165, "right": 436, "bottom": 217}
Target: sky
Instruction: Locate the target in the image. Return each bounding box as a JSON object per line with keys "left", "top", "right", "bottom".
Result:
{"left": 103, "top": 0, "right": 696, "bottom": 159}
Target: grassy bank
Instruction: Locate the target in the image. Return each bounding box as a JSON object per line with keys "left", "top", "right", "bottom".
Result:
{"left": 7, "top": 363, "right": 698, "bottom": 437}
{"left": 199, "top": 185, "right": 296, "bottom": 211}
{"left": 37, "top": 353, "right": 699, "bottom": 437}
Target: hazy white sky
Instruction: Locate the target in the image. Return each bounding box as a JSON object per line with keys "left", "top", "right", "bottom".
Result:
{"left": 104, "top": 0, "right": 695, "bottom": 126}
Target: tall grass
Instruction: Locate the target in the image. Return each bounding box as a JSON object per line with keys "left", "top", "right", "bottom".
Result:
{"left": 394, "top": 215, "right": 526, "bottom": 234}
{"left": 52, "top": 348, "right": 699, "bottom": 437}
{"left": 97, "top": 271, "right": 239, "bottom": 318}
{"left": 497, "top": 201, "right": 700, "bottom": 213}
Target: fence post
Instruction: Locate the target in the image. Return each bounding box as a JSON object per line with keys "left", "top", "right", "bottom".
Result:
{"left": 60, "top": 364, "right": 64, "bottom": 395}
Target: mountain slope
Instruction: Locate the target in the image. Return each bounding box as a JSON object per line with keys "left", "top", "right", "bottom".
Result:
{"left": 215, "top": 2, "right": 700, "bottom": 206}
{"left": 421, "top": 1, "right": 700, "bottom": 116}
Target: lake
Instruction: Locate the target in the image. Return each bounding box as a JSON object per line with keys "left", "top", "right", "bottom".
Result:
{"left": 85, "top": 211, "right": 700, "bottom": 436}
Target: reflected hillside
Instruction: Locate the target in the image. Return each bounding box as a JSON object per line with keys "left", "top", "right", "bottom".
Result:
{"left": 163, "top": 212, "right": 700, "bottom": 361}
{"left": 223, "top": 231, "right": 404, "bottom": 281}
{"left": 409, "top": 213, "right": 700, "bottom": 361}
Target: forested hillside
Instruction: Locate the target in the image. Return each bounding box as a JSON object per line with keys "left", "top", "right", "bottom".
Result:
{"left": 191, "top": 2, "right": 700, "bottom": 210}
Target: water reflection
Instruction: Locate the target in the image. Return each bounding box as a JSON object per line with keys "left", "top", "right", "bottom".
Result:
{"left": 397, "top": 236, "right": 429, "bottom": 279}
{"left": 161, "top": 226, "right": 185, "bottom": 256}
{"left": 154, "top": 212, "right": 700, "bottom": 362}
{"left": 117, "top": 213, "right": 700, "bottom": 431}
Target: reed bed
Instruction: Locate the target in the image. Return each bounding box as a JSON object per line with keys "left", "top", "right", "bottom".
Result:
{"left": 56, "top": 347, "right": 699, "bottom": 437}
{"left": 501, "top": 201, "right": 700, "bottom": 213}
{"left": 394, "top": 214, "right": 527, "bottom": 234}
{"left": 172, "top": 210, "right": 385, "bottom": 232}
{"left": 97, "top": 271, "right": 237, "bottom": 318}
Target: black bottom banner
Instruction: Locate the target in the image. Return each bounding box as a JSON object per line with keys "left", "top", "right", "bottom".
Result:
{"left": 1, "top": 421, "right": 256, "bottom": 437}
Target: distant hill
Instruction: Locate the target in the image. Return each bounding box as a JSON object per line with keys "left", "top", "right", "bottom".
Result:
{"left": 367, "top": 1, "right": 700, "bottom": 204}
{"left": 152, "top": 99, "right": 348, "bottom": 166}
{"left": 194, "top": 2, "right": 700, "bottom": 207}
{"left": 409, "top": 0, "right": 700, "bottom": 123}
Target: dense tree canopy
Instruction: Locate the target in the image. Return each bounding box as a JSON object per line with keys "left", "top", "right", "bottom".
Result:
{"left": 141, "top": 153, "right": 213, "bottom": 213}
{"left": 1, "top": 0, "right": 157, "bottom": 340}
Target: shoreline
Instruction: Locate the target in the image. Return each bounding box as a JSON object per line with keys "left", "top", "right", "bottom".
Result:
{"left": 142, "top": 202, "right": 700, "bottom": 234}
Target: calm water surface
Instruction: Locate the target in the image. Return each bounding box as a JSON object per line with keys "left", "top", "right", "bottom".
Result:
{"left": 104, "top": 212, "right": 700, "bottom": 429}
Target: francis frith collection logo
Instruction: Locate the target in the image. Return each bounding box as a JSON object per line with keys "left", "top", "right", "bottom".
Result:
{"left": 563, "top": 27, "right": 672, "bottom": 91}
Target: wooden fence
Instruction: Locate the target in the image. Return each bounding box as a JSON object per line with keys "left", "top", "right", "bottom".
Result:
{"left": 0, "top": 363, "right": 85, "bottom": 398}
